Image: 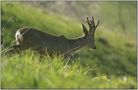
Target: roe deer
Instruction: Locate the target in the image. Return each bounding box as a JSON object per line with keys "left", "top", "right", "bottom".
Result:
{"left": 2, "top": 16, "right": 99, "bottom": 57}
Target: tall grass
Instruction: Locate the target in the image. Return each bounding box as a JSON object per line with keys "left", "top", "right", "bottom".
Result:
{"left": 1, "top": 51, "right": 137, "bottom": 88}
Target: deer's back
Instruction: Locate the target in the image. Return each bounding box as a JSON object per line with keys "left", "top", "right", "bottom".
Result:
{"left": 15, "top": 27, "right": 68, "bottom": 53}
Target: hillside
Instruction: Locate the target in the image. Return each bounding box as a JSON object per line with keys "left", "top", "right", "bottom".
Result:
{"left": 1, "top": 1, "right": 137, "bottom": 88}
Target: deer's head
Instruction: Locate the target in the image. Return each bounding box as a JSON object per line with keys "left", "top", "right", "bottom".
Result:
{"left": 82, "top": 17, "right": 99, "bottom": 49}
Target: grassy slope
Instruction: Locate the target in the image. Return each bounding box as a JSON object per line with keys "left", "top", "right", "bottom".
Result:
{"left": 1, "top": 2, "right": 137, "bottom": 88}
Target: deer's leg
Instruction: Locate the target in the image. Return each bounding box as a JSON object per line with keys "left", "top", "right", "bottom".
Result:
{"left": 2, "top": 48, "right": 14, "bottom": 55}
{"left": 2, "top": 44, "right": 26, "bottom": 55}
{"left": 64, "top": 53, "right": 75, "bottom": 63}
{"left": 2, "top": 45, "right": 19, "bottom": 55}
{"left": 12, "top": 44, "right": 29, "bottom": 53}
{"left": 63, "top": 53, "right": 76, "bottom": 69}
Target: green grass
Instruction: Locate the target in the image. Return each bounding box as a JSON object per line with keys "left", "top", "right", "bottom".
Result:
{"left": 1, "top": 51, "right": 137, "bottom": 88}
{"left": 1, "top": 2, "right": 137, "bottom": 89}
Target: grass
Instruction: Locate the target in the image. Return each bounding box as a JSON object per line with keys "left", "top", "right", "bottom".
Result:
{"left": 1, "top": 51, "right": 137, "bottom": 88}
{"left": 1, "top": 2, "right": 137, "bottom": 89}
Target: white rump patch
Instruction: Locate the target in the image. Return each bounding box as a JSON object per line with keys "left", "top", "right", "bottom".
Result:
{"left": 15, "top": 30, "right": 21, "bottom": 44}
{"left": 15, "top": 30, "right": 21, "bottom": 38}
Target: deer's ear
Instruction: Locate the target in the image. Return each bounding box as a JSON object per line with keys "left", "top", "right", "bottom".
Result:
{"left": 82, "top": 23, "right": 88, "bottom": 36}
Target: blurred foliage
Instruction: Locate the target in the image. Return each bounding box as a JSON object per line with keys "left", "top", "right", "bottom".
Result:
{"left": 1, "top": 1, "right": 137, "bottom": 89}
{"left": 26, "top": 1, "right": 137, "bottom": 35}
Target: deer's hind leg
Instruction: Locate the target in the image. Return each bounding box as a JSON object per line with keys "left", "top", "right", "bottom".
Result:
{"left": 2, "top": 44, "right": 27, "bottom": 55}
{"left": 2, "top": 47, "right": 15, "bottom": 55}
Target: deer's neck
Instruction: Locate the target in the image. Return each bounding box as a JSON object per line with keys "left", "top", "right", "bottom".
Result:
{"left": 66, "top": 36, "right": 88, "bottom": 52}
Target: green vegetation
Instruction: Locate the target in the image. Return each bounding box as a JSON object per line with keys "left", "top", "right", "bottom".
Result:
{"left": 1, "top": 1, "right": 137, "bottom": 89}
{"left": 2, "top": 51, "right": 137, "bottom": 88}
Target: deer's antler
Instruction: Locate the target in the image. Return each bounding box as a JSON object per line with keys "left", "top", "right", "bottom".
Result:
{"left": 86, "top": 16, "right": 100, "bottom": 32}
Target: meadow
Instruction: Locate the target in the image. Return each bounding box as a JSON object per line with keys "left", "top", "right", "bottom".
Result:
{"left": 1, "top": 1, "right": 137, "bottom": 89}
